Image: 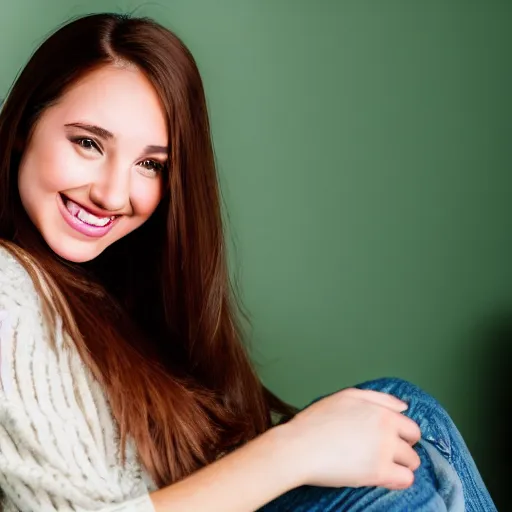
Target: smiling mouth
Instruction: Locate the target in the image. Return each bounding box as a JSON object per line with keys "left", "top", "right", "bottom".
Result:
{"left": 60, "top": 193, "right": 118, "bottom": 228}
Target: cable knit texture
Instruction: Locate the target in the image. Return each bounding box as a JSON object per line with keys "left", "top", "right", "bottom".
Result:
{"left": 0, "top": 247, "right": 157, "bottom": 511}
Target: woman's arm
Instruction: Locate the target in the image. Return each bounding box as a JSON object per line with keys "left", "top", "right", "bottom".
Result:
{"left": 149, "top": 387, "right": 422, "bottom": 512}
{"left": 0, "top": 248, "right": 421, "bottom": 511}
{"left": 0, "top": 302, "right": 419, "bottom": 512}
{"left": 150, "top": 424, "right": 297, "bottom": 512}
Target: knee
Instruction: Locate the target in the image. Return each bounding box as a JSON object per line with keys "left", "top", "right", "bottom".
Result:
{"left": 356, "top": 377, "right": 437, "bottom": 407}
{"left": 357, "top": 377, "right": 457, "bottom": 460}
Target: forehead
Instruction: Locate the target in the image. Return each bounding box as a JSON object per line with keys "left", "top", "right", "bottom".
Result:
{"left": 47, "top": 65, "right": 168, "bottom": 145}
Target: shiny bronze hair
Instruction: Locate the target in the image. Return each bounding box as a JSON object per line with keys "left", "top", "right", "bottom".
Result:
{"left": 0, "top": 13, "right": 294, "bottom": 486}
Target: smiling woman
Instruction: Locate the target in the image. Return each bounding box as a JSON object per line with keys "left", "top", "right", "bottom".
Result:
{"left": 0, "top": 12, "right": 496, "bottom": 512}
{"left": 18, "top": 65, "right": 167, "bottom": 262}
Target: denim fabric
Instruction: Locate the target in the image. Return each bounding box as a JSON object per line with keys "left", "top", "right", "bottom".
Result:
{"left": 259, "top": 378, "right": 496, "bottom": 511}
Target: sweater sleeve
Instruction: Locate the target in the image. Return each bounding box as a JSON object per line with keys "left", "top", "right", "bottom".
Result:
{"left": 0, "top": 248, "right": 156, "bottom": 512}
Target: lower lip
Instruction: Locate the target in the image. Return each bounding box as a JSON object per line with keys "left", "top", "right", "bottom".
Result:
{"left": 57, "top": 194, "right": 118, "bottom": 238}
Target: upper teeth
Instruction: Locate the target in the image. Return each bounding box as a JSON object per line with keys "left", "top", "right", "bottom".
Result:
{"left": 65, "top": 199, "right": 115, "bottom": 227}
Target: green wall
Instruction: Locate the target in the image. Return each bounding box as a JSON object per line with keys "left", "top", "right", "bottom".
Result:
{"left": 2, "top": 1, "right": 510, "bottom": 506}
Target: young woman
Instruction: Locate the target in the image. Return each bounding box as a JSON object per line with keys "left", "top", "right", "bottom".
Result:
{"left": 0, "top": 13, "right": 495, "bottom": 512}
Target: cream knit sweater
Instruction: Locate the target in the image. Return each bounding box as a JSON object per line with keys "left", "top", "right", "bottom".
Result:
{"left": 0, "top": 246, "right": 157, "bottom": 511}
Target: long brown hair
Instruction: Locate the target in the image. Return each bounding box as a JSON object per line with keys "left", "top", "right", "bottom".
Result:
{"left": 0, "top": 13, "right": 295, "bottom": 487}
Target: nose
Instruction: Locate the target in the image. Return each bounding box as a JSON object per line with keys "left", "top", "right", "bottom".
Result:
{"left": 89, "top": 161, "right": 131, "bottom": 213}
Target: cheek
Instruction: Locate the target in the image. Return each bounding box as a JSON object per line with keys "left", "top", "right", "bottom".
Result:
{"left": 19, "top": 139, "right": 83, "bottom": 194}
{"left": 131, "top": 180, "right": 163, "bottom": 219}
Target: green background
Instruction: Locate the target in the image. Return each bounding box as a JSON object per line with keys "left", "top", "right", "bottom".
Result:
{"left": 2, "top": 1, "right": 510, "bottom": 506}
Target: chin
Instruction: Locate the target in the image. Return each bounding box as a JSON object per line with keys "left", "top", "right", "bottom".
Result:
{"left": 45, "top": 237, "right": 106, "bottom": 263}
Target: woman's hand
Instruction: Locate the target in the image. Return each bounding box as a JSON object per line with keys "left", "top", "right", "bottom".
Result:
{"left": 149, "top": 387, "right": 421, "bottom": 512}
{"left": 279, "top": 388, "right": 421, "bottom": 490}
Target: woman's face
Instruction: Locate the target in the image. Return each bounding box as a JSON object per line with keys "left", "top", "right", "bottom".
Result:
{"left": 18, "top": 65, "right": 168, "bottom": 263}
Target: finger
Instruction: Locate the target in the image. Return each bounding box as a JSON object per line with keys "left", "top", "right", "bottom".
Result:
{"left": 393, "top": 439, "right": 421, "bottom": 471}
{"left": 350, "top": 388, "right": 408, "bottom": 413}
{"left": 397, "top": 415, "right": 421, "bottom": 445}
{"left": 380, "top": 464, "right": 415, "bottom": 491}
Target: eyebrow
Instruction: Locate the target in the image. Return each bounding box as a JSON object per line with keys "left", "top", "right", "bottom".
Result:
{"left": 64, "top": 123, "right": 168, "bottom": 154}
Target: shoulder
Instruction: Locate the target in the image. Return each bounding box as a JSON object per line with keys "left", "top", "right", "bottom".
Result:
{"left": 0, "top": 246, "right": 155, "bottom": 510}
{"left": 0, "top": 243, "right": 31, "bottom": 282}
{"left": 0, "top": 243, "right": 45, "bottom": 311}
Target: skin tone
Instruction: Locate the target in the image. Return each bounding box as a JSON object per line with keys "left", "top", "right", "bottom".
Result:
{"left": 18, "top": 64, "right": 168, "bottom": 264}
{"left": 16, "top": 64, "right": 422, "bottom": 511}
{"left": 150, "top": 390, "right": 421, "bottom": 511}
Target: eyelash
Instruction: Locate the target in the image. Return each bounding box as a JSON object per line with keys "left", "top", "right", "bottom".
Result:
{"left": 72, "top": 137, "right": 101, "bottom": 153}
{"left": 140, "top": 159, "right": 165, "bottom": 173}
{"left": 70, "top": 137, "right": 166, "bottom": 175}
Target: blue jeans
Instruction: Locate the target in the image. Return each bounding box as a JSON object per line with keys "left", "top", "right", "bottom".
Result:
{"left": 260, "top": 378, "right": 496, "bottom": 511}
